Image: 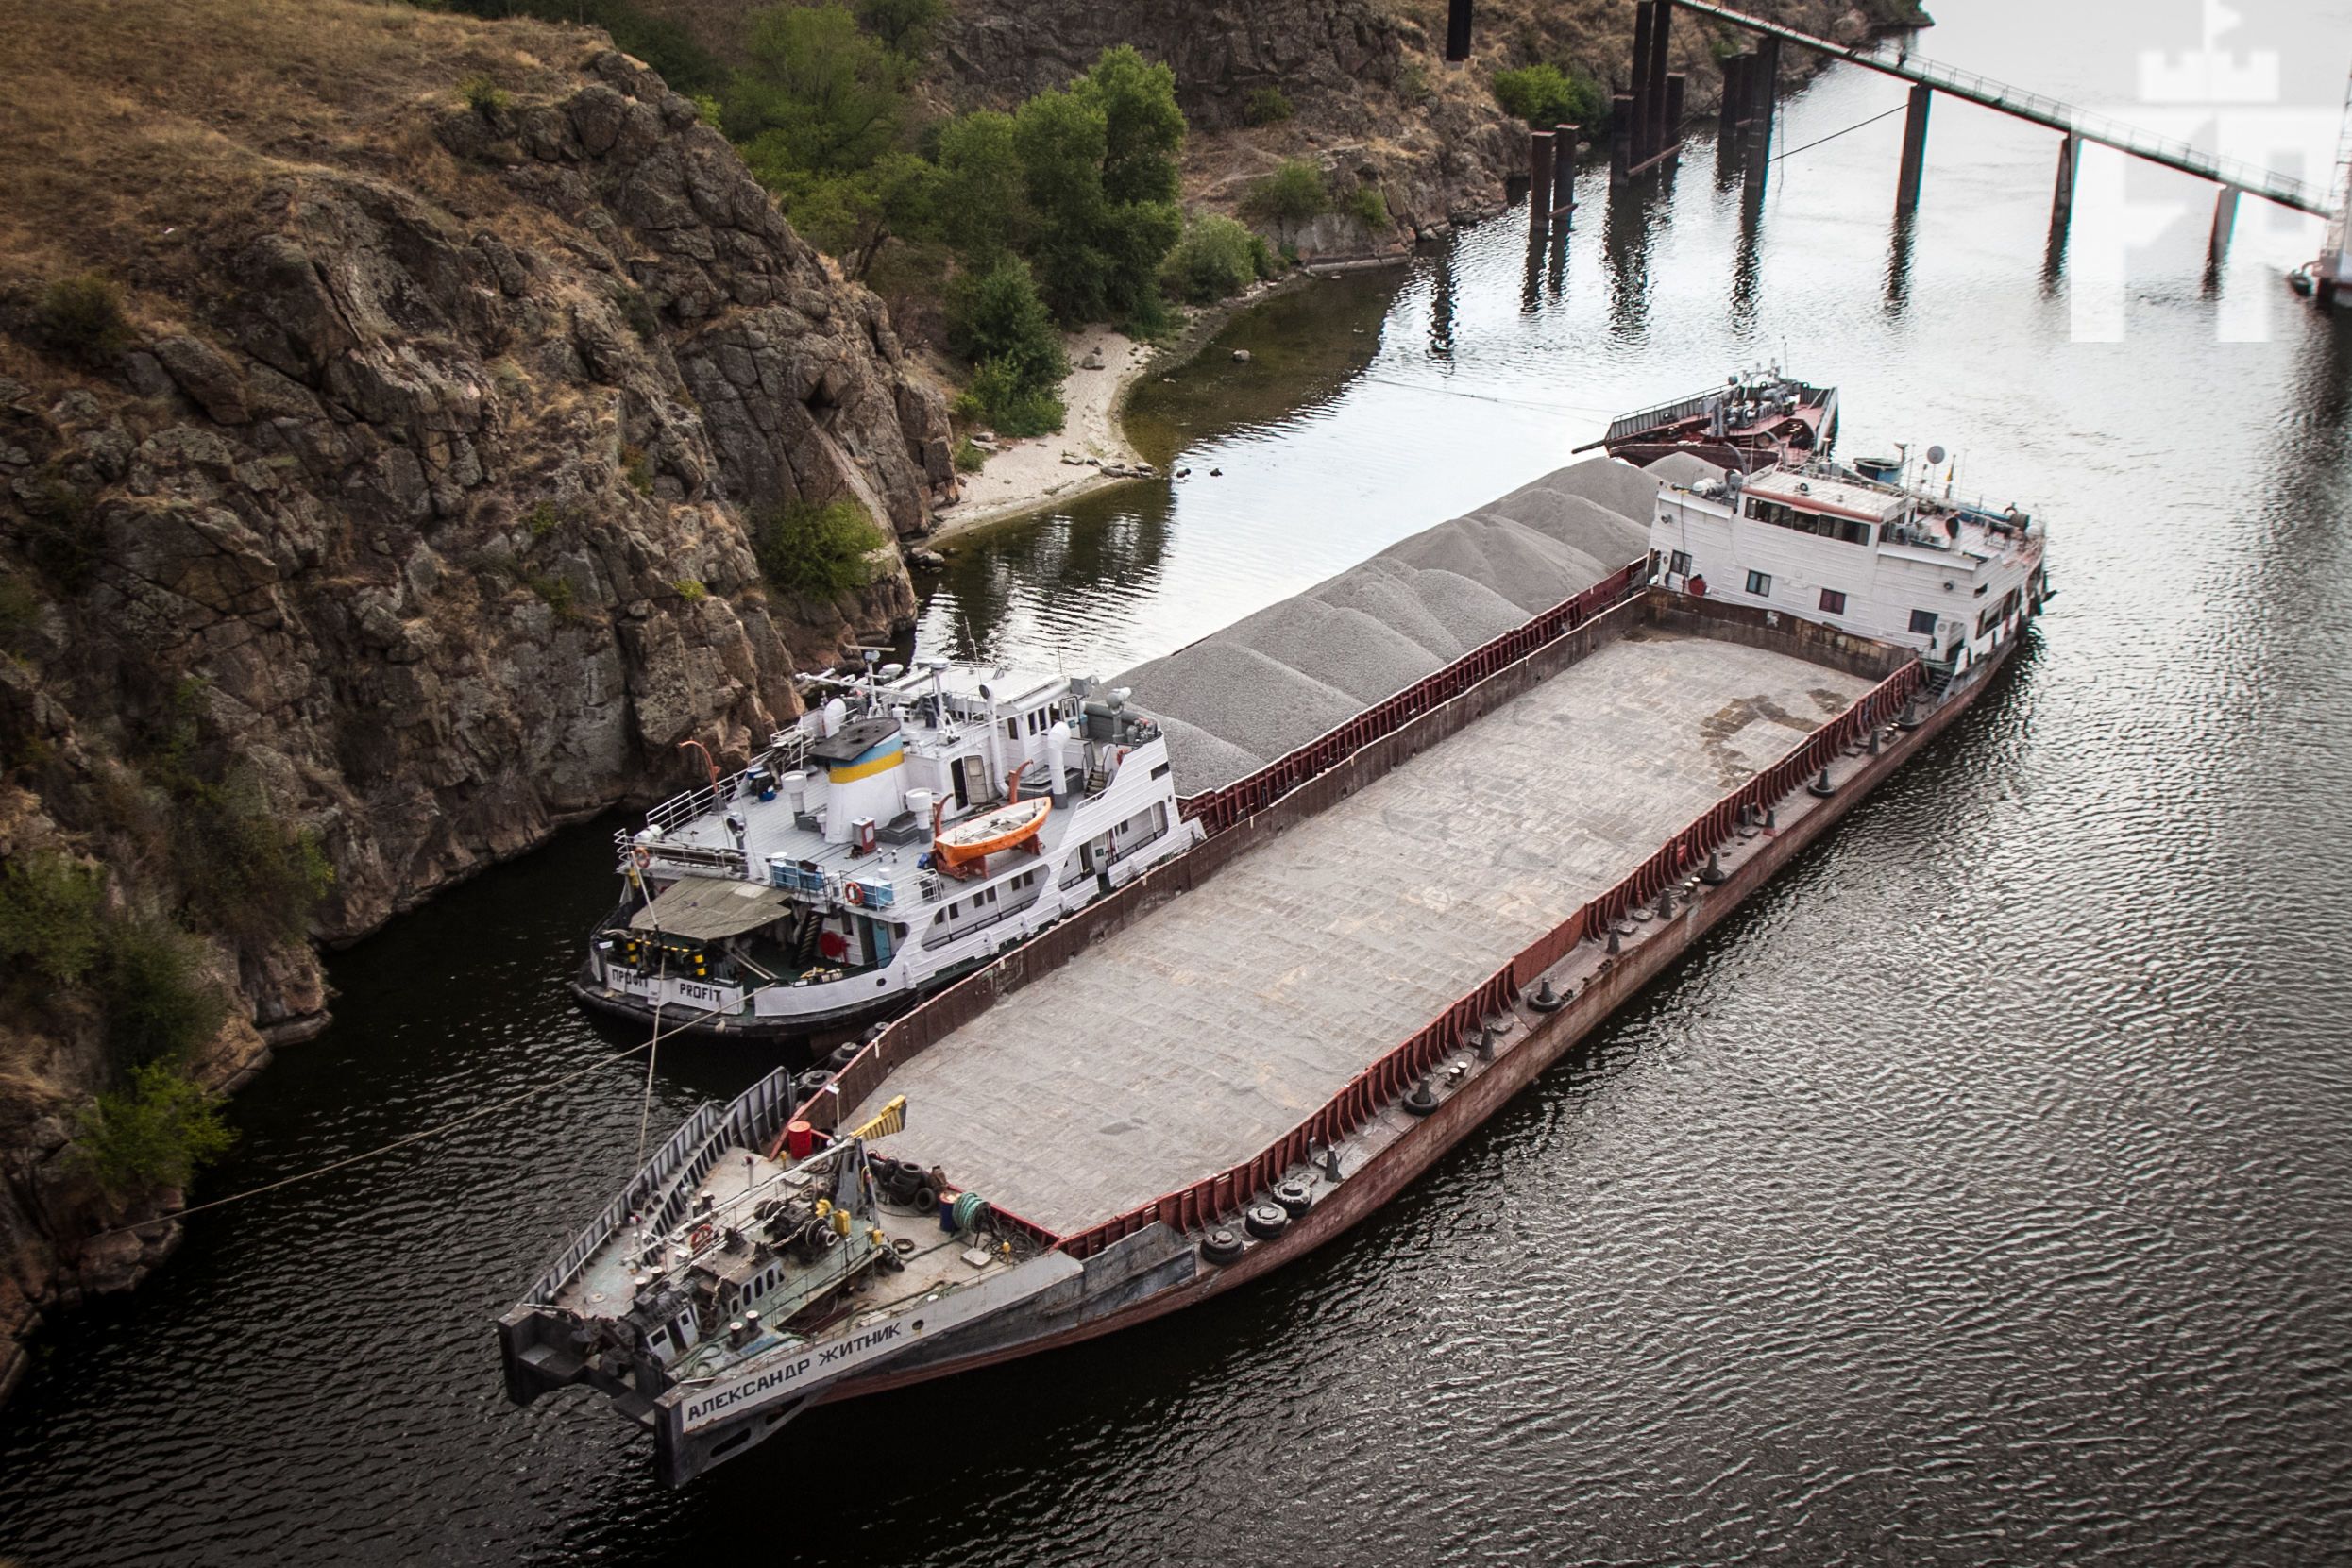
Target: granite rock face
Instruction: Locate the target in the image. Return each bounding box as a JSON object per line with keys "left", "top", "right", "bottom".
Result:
{"left": 0, "top": 48, "right": 953, "bottom": 1397}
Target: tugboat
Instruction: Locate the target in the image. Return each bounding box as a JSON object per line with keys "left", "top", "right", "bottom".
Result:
{"left": 573, "top": 651, "right": 1201, "bottom": 1041}
{"left": 1579, "top": 365, "right": 1838, "bottom": 474}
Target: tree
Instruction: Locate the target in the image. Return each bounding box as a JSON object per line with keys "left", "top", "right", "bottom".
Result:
{"left": 1078, "top": 45, "right": 1183, "bottom": 207}
{"left": 726, "top": 4, "right": 907, "bottom": 178}
{"left": 1013, "top": 85, "right": 1113, "bottom": 321}
{"left": 855, "top": 0, "right": 943, "bottom": 59}
{"left": 949, "top": 256, "right": 1067, "bottom": 387}
{"left": 933, "top": 110, "right": 1031, "bottom": 261}
{"left": 787, "top": 152, "right": 936, "bottom": 279}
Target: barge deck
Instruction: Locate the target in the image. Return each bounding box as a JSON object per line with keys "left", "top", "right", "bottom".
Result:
{"left": 845, "top": 630, "right": 1872, "bottom": 1233}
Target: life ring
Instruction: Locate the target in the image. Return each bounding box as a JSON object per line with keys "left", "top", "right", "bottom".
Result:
{"left": 632, "top": 846, "right": 652, "bottom": 868}
{"left": 1114, "top": 747, "right": 1130, "bottom": 763}
{"left": 1687, "top": 574, "right": 1708, "bottom": 598}
{"left": 688, "top": 1222, "right": 716, "bottom": 1251}
{"left": 843, "top": 882, "right": 865, "bottom": 906}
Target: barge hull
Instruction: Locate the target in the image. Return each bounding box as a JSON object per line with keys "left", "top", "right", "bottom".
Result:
{"left": 811, "top": 632, "right": 2015, "bottom": 1412}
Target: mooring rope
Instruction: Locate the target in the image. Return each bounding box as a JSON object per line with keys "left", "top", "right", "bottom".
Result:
{"left": 634, "top": 943, "right": 671, "bottom": 1170}
{"left": 1770, "top": 102, "right": 1909, "bottom": 165}
{"left": 87, "top": 964, "right": 809, "bottom": 1239}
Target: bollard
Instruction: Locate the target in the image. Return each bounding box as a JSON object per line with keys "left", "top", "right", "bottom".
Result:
{"left": 1606, "top": 928, "right": 1622, "bottom": 955}
{"left": 1808, "top": 766, "right": 1837, "bottom": 798}
{"left": 1531, "top": 978, "right": 1566, "bottom": 1012}
{"left": 1655, "top": 887, "right": 1674, "bottom": 921}
{"left": 1475, "top": 1028, "right": 1494, "bottom": 1062}
{"left": 1700, "top": 850, "right": 1728, "bottom": 885}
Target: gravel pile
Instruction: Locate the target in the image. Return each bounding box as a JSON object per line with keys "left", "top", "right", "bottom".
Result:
{"left": 1205, "top": 595, "right": 1445, "bottom": 705}
{"left": 1644, "top": 451, "right": 1730, "bottom": 489}
{"left": 1123, "top": 640, "right": 1362, "bottom": 763}
{"left": 1121, "top": 457, "right": 1665, "bottom": 794}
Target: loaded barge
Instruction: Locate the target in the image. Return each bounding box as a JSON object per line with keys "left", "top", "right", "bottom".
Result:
{"left": 501, "top": 451, "right": 2048, "bottom": 1485}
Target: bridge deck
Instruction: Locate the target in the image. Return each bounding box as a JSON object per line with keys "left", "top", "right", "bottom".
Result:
{"left": 1676, "top": 0, "right": 2329, "bottom": 215}
{"left": 853, "top": 629, "right": 1872, "bottom": 1234}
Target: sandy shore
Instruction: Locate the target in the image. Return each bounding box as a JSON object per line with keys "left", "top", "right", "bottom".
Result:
{"left": 929, "top": 325, "right": 1156, "bottom": 539}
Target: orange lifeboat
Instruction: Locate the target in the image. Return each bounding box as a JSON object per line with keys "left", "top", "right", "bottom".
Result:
{"left": 931, "top": 763, "right": 1051, "bottom": 871}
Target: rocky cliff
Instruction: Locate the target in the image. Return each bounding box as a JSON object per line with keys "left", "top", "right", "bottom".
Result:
{"left": 937, "top": 0, "right": 1925, "bottom": 258}
{"left": 0, "top": 0, "right": 954, "bottom": 1400}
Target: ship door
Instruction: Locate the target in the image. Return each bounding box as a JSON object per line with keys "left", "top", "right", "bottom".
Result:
{"left": 951, "top": 757, "right": 973, "bottom": 809}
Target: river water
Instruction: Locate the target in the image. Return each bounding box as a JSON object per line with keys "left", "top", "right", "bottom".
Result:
{"left": 8, "top": 3, "right": 2352, "bottom": 1561}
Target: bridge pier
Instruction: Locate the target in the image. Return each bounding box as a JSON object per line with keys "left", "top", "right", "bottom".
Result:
{"left": 1610, "top": 93, "right": 1635, "bottom": 187}
{"left": 1719, "top": 54, "right": 1748, "bottom": 143}
{"left": 1444, "top": 0, "right": 1469, "bottom": 61}
{"left": 1895, "top": 84, "right": 1933, "bottom": 215}
{"left": 1746, "top": 35, "right": 1780, "bottom": 160}
{"left": 2207, "top": 185, "right": 2240, "bottom": 276}
{"left": 2047, "top": 132, "right": 2081, "bottom": 253}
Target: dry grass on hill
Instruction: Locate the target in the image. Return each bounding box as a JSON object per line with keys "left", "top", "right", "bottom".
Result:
{"left": 0, "top": 0, "right": 601, "bottom": 292}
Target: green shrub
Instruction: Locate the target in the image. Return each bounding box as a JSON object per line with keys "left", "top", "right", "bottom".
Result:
{"left": 673, "top": 578, "right": 708, "bottom": 601}
{"left": 527, "top": 574, "right": 582, "bottom": 621}
{"left": 953, "top": 360, "right": 1066, "bottom": 437}
{"left": 947, "top": 257, "right": 1067, "bottom": 385}
{"left": 953, "top": 438, "right": 987, "bottom": 473}
{"left": 0, "top": 851, "right": 106, "bottom": 985}
{"left": 34, "top": 274, "right": 133, "bottom": 366}
{"left": 1346, "top": 185, "right": 1390, "bottom": 230}
{"left": 523, "top": 501, "right": 561, "bottom": 539}
{"left": 752, "top": 499, "right": 888, "bottom": 596}
{"left": 1243, "top": 86, "right": 1294, "bottom": 126}
{"left": 1244, "top": 160, "right": 1328, "bottom": 223}
{"left": 460, "top": 75, "right": 510, "bottom": 117}
{"left": 73, "top": 1060, "right": 234, "bottom": 1196}
{"left": 0, "top": 571, "right": 40, "bottom": 646}
{"left": 21, "top": 475, "right": 102, "bottom": 591}
{"left": 1161, "top": 214, "right": 1273, "bottom": 303}
{"left": 94, "top": 919, "right": 228, "bottom": 1071}
{"left": 1396, "top": 59, "right": 1431, "bottom": 105}
{"left": 619, "top": 445, "right": 653, "bottom": 495}
{"left": 855, "top": 0, "right": 943, "bottom": 58}
{"left": 1491, "top": 62, "right": 1608, "bottom": 128}
{"left": 609, "top": 283, "right": 659, "bottom": 340}
{"left": 174, "top": 782, "right": 333, "bottom": 948}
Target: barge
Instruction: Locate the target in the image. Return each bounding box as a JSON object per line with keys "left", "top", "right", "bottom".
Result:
{"left": 501, "top": 453, "right": 2048, "bottom": 1486}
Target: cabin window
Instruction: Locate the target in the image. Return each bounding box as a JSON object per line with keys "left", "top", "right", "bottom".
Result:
{"left": 1908, "top": 608, "right": 1938, "bottom": 635}
{"left": 1005, "top": 718, "right": 1019, "bottom": 740}
{"left": 1747, "top": 497, "right": 1870, "bottom": 547}
{"left": 1819, "top": 588, "right": 1847, "bottom": 615}
{"left": 1151, "top": 762, "right": 1170, "bottom": 780}
{"left": 1668, "top": 549, "right": 1692, "bottom": 578}
{"left": 1746, "top": 570, "right": 1771, "bottom": 597}
{"left": 650, "top": 1327, "right": 671, "bottom": 1350}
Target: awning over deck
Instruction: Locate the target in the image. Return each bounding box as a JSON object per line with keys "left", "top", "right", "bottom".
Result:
{"left": 630, "top": 877, "right": 792, "bottom": 941}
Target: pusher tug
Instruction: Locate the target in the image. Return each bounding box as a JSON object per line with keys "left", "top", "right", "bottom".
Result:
{"left": 503, "top": 445, "right": 2050, "bottom": 1486}
{"left": 571, "top": 653, "right": 1200, "bottom": 1040}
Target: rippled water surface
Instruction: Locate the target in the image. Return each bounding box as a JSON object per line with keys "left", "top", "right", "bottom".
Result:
{"left": 8, "top": 2, "right": 2352, "bottom": 1561}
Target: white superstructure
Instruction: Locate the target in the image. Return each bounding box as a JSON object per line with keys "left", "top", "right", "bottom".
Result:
{"left": 575, "top": 653, "right": 1202, "bottom": 1037}
{"left": 1649, "top": 453, "right": 2049, "bottom": 687}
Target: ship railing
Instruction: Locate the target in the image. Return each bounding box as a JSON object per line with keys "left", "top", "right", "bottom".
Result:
{"left": 522, "top": 1067, "right": 802, "bottom": 1307}
{"left": 1603, "top": 390, "right": 1721, "bottom": 443}
{"left": 1050, "top": 651, "right": 1925, "bottom": 1260}
{"left": 1175, "top": 559, "right": 1650, "bottom": 839}
{"left": 630, "top": 730, "right": 815, "bottom": 847}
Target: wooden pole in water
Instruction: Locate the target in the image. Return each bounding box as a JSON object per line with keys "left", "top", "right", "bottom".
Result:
{"left": 1664, "top": 72, "right": 1686, "bottom": 166}
{"left": 1894, "top": 83, "right": 1933, "bottom": 215}
{"left": 1610, "top": 93, "right": 1636, "bottom": 187}
{"left": 1529, "top": 129, "right": 1556, "bottom": 241}
{"left": 1645, "top": 2, "right": 1674, "bottom": 168}
{"left": 1719, "top": 54, "right": 1749, "bottom": 140}
{"left": 1553, "top": 122, "right": 1580, "bottom": 227}
{"left": 1630, "top": 2, "right": 1656, "bottom": 168}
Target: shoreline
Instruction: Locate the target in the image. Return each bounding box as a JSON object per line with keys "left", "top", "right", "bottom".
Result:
{"left": 922, "top": 266, "right": 1336, "bottom": 547}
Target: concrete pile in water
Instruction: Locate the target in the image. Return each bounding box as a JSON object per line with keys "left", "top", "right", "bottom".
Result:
{"left": 1117, "top": 456, "right": 1673, "bottom": 792}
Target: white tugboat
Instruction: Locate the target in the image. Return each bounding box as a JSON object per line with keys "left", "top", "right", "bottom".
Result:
{"left": 1648, "top": 446, "right": 2049, "bottom": 693}
{"left": 573, "top": 652, "right": 1201, "bottom": 1040}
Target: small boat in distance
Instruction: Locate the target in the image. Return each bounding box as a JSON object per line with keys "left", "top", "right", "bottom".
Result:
{"left": 1581, "top": 366, "right": 1838, "bottom": 474}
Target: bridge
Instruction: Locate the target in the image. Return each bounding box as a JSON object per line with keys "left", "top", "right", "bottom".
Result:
{"left": 1484, "top": 0, "right": 2351, "bottom": 299}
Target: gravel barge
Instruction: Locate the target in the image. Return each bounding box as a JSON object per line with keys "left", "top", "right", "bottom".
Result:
{"left": 500, "top": 452, "right": 2047, "bottom": 1485}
